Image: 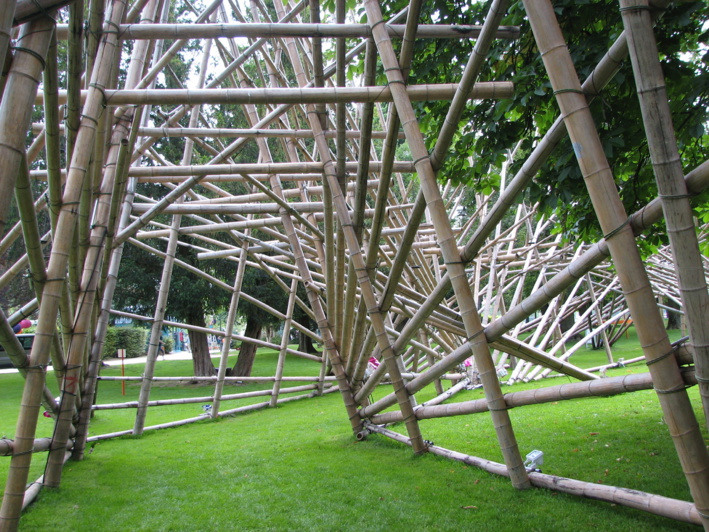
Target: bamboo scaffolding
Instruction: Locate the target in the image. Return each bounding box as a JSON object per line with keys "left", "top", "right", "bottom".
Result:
{"left": 0, "top": 14, "right": 54, "bottom": 238}
{"left": 523, "top": 0, "right": 709, "bottom": 524}
{"left": 2, "top": 0, "right": 707, "bottom": 528}
{"left": 619, "top": 0, "right": 709, "bottom": 434}
{"left": 0, "top": 0, "right": 127, "bottom": 525}
{"left": 365, "top": 0, "right": 529, "bottom": 487}
{"left": 367, "top": 424, "right": 702, "bottom": 526}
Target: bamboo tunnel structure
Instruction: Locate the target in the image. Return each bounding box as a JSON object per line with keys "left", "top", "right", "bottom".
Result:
{"left": 0, "top": 0, "right": 708, "bottom": 529}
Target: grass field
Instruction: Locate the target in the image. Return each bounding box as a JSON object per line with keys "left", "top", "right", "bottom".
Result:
{"left": 0, "top": 328, "right": 705, "bottom": 531}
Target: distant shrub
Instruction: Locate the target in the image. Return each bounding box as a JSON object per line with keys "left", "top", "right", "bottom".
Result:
{"left": 102, "top": 327, "right": 119, "bottom": 359}
{"left": 103, "top": 327, "right": 148, "bottom": 358}
{"left": 163, "top": 335, "right": 174, "bottom": 354}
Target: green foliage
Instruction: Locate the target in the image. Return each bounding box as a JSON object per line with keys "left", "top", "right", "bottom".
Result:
{"left": 374, "top": 0, "right": 709, "bottom": 244}
{"left": 101, "top": 327, "right": 147, "bottom": 359}
{"left": 163, "top": 334, "right": 174, "bottom": 354}
{"left": 101, "top": 327, "right": 118, "bottom": 359}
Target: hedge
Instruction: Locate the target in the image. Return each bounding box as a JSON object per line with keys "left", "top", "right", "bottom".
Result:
{"left": 102, "top": 327, "right": 148, "bottom": 359}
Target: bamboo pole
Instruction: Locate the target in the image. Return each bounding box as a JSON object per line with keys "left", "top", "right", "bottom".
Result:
{"left": 273, "top": 0, "right": 427, "bottom": 451}
{"left": 0, "top": 1, "right": 127, "bottom": 526}
{"left": 98, "top": 82, "right": 513, "bottom": 106}
{"left": 136, "top": 126, "right": 397, "bottom": 139}
{"left": 0, "top": 2, "right": 17, "bottom": 91}
{"left": 619, "top": 0, "right": 709, "bottom": 433}
{"left": 270, "top": 278, "right": 299, "bottom": 407}
{"left": 45, "top": 0, "right": 160, "bottom": 485}
{"left": 368, "top": 425, "right": 702, "bottom": 526}
{"left": 365, "top": 0, "right": 529, "bottom": 488}
{"left": 523, "top": 0, "right": 709, "bottom": 524}
{"left": 112, "top": 22, "right": 519, "bottom": 40}
{"left": 0, "top": 14, "right": 54, "bottom": 238}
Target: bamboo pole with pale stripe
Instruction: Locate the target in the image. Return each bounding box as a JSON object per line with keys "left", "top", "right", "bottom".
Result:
{"left": 523, "top": 0, "right": 709, "bottom": 524}
{"left": 365, "top": 0, "right": 529, "bottom": 488}
{"left": 619, "top": 0, "right": 709, "bottom": 434}
{"left": 0, "top": 1, "right": 127, "bottom": 526}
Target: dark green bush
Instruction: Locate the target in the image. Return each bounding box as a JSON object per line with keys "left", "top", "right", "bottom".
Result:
{"left": 103, "top": 327, "right": 148, "bottom": 358}
{"left": 102, "top": 327, "right": 119, "bottom": 359}
{"left": 163, "top": 334, "right": 173, "bottom": 354}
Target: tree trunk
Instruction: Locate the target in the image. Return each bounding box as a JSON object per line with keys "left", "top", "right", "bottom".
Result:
{"left": 232, "top": 315, "right": 261, "bottom": 376}
{"left": 665, "top": 297, "right": 681, "bottom": 330}
{"left": 189, "top": 312, "right": 214, "bottom": 376}
{"left": 296, "top": 313, "right": 317, "bottom": 353}
{"left": 299, "top": 331, "right": 315, "bottom": 354}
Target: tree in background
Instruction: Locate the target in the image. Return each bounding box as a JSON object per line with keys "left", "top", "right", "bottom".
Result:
{"left": 387, "top": 0, "right": 708, "bottom": 246}
{"left": 113, "top": 236, "right": 232, "bottom": 376}
{"left": 230, "top": 268, "right": 289, "bottom": 376}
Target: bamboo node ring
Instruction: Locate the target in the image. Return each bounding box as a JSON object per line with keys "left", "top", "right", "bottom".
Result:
{"left": 659, "top": 193, "right": 694, "bottom": 200}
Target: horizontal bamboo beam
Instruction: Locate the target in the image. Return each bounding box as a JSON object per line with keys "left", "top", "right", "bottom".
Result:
{"left": 53, "top": 23, "right": 520, "bottom": 40}
{"left": 97, "top": 375, "right": 337, "bottom": 382}
{"left": 369, "top": 370, "right": 696, "bottom": 424}
{"left": 137, "top": 127, "right": 399, "bottom": 139}
{"left": 125, "top": 161, "right": 415, "bottom": 178}
{"left": 366, "top": 425, "right": 701, "bottom": 526}
{"left": 92, "top": 383, "right": 329, "bottom": 410}
{"left": 36, "top": 83, "right": 514, "bottom": 106}
{"left": 131, "top": 202, "right": 325, "bottom": 215}
{"left": 0, "top": 437, "right": 73, "bottom": 457}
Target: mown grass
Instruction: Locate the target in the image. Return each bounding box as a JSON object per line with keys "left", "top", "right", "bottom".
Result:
{"left": 0, "top": 330, "right": 705, "bottom": 531}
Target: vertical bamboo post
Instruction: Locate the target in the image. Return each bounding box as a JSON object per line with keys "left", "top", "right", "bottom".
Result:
{"left": 212, "top": 240, "right": 248, "bottom": 416}
{"left": 274, "top": 0, "right": 420, "bottom": 444}
{"left": 0, "top": 14, "right": 54, "bottom": 238}
{"left": 365, "top": 0, "right": 530, "bottom": 487}
{"left": 523, "top": 0, "right": 709, "bottom": 524}
{"left": 271, "top": 278, "right": 299, "bottom": 406}
{"left": 618, "top": 0, "right": 709, "bottom": 432}
{"left": 73, "top": 176, "right": 139, "bottom": 459}
{"left": 45, "top": 0, "right": 160, "bottom": 481}
{"left": 0, "top": 2, "right": 127, "bottom": 527}
{"left": 0, "top": 2, "right": 16, "bottom": 83}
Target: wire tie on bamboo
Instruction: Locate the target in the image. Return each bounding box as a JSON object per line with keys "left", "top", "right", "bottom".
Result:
{"left": 602, "top": 215, "right": 632, "bottom": 241}
{"left": 618, "top": 4, "right": 655, "bottom": 13}
{"left": 29, "top": 0, "right": 54, "bottom": 20}
{"left": 103, "top": 20, "right": 121, "bottom": 36}
{"left": 659, "top": 193, "right": 694, "bottom": 200}
{"left": 654, "top": 383, "right": 693, "bottom": 394}
{"left": 370, "top": 18, "right": 388, "bottom": 33}
{"left": 79, "top": 112, "right": 101, "bottom": 126}
{"left": 11, "top": 47, "right": 47, "bottom": 71}
{"left": 413, "top": 154, "right": 430, "bottom": 166}
{"left": 552, "top": 88, "right": 585, "bottom": 96}
{"left": 646, "top": 343, "right": 680, "bottom": 366}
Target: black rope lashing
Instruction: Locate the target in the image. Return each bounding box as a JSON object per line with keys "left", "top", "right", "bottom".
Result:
{"left": 11, "top": 46, "right": 46, "bottom": 70}
{"left": 552, "top": 88, "right": 585, "bottom": 96}
{"left": 654, "top": 383, "right": 693, "bottom": 394}
{"left": 603, "top": 215, "right": 633, "bottom": 241}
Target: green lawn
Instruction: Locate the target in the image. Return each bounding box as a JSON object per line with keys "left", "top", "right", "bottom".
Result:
{"left": 0, "top": 332, "right": 705, "bottom": 531}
